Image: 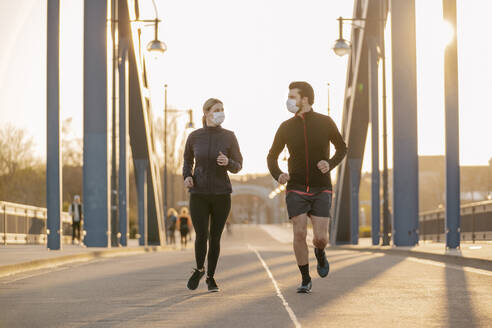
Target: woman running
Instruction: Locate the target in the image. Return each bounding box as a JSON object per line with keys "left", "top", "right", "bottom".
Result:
{"left": 177, "top": 207, "right": 192, "bottom": 250}
{"left": 183, "top": 98, "right": 243, "bottom": 292}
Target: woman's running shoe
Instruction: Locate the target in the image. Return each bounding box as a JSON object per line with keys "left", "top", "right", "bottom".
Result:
{"left": 187, "top": 268, "right": 205, "bottom": 290}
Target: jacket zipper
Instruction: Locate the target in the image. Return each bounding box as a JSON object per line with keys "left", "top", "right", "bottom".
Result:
{"left": 208, "top": 131, "right": 213, "bottom": 193}
{"left": 301, "top": 115, "right": 310, "bottom": 192}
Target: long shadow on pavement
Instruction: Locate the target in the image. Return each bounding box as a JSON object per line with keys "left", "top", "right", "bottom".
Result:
{"left": 180, "top": 252, "right": 405, "bottom": 328}
{"left": 48, "top": 250, "right": 362, "bottom": 327}
{"left": 66, "top": 251, "right": 363, "bottom": 327}
{"left": 445, "top": 262, "right": 479, "bottom": 327}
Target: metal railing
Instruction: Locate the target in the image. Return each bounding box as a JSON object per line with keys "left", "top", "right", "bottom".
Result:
{"left": 419, "top": 200, "right": 492, "bottom": 242}
{"left": 0, "top": 201, "right": 73, "bottom": 245}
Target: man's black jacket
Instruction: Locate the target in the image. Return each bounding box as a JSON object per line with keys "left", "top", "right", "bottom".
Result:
{"left": 267, "top": 109, "right": 347, "bottom": 192}
{"left": 183, "top": 125, "right": 243, "bottom": 194}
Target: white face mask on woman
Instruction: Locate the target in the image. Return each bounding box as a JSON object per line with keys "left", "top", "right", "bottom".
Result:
{"left": 211, "top": 112, "right": 225, "bottom": 125}
{"left": 286, "top": 98, "right": 299, "bottom": 114}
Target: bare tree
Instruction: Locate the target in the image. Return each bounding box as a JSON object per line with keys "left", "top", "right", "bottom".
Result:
{"left": 62, "top": 118, "right": 83, "bottom": 167}
{"left": 0, "top": 124, "right": 45, "bottom": 206}
{"left": 153, "top": 113, "right": 191, "bottom": 209}
{"left": 0, "top": 123, "right": 37, "bottom": 176}
{"left": 154, "top": 114, "right": 184, "bottom": 175}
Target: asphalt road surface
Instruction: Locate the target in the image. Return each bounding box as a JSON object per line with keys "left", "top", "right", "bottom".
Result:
{"left": 1, "top": 225, "right": 491, "bottom": 328}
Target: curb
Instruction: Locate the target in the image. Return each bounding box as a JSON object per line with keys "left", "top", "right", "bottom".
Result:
{"left": 333, "top": 246, "right": 492, "bottom": 271}
{"left": 0, "top": 245, "right": 171, "bottom": 279}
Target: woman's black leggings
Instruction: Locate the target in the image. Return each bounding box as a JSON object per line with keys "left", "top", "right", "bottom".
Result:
{"left": 189, "top": 193, "right": 231, "bottom": 277}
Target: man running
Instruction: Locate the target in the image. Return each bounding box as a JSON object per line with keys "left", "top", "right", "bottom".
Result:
{"left": 267, "top": 81, "right": 347, "bottom": 293}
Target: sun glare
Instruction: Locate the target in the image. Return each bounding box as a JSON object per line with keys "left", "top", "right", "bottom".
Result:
{"left": 441, "top": 20, "right": 455, "bottom": 48}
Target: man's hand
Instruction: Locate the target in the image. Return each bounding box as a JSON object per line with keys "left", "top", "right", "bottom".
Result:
{"left": 278, "top": 173, "right": 290, "bottom": 184}
{"left": 217, "top": 151, "right": 229, "bottom": 166}
{"left": 184, "top": 176, "right": 194, "bottom": 189}
{"left": 317, "top": 160, "right": 330, "bottom": 174}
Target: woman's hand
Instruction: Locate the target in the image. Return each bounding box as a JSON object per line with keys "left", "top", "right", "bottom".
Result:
{"left": 184, "top": 176, "right": 194, "bottom": 189}
{"left": 217, "top": 152, "right": 229, "bottom": 166}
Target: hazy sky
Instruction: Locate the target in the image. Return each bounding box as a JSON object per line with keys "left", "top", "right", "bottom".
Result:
{"left": 0, "top": 0, "right": 491, "bottom": 175}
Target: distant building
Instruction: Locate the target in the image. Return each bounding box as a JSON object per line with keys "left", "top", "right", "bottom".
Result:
{"left": 419, "top": 156, "right": 446, "bottom": 212}
{"left": 460, "top": 165, "right": 492, "bottom": 202}
{"left": 419, "top": 155, "right": 492, "bottom": 209}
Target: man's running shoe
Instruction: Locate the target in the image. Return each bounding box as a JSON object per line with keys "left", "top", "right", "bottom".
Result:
{"left": 314, "top": 248, "right": 330, "bottom": 278}
{"left": 187, "top": 268, "right": 205, "bottom": 290}
{"left": 206, "top": 277, "right": 220, "bottom": 292}
{"left": 296, "top": 280, "right": 312, "bottom": 294}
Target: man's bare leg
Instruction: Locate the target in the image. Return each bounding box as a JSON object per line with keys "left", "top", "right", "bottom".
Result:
{"left": 291, "top": 213, "right": 309, "bottom": 265}
{"left": 310, "top": 215, "right": 329, "bottom": 249}
{"left": 292, "top": 213, "right": 312, "bottom": 292}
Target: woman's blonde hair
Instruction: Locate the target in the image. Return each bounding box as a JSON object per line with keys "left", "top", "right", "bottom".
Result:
{"left": 167, "top": 208, "right": 178, "bottom": 217}
{"left": 202, "top": 98, "right": 223, "bottom": 126}
{"left": 180, "top": 207, "right": 189, "bottom": 216}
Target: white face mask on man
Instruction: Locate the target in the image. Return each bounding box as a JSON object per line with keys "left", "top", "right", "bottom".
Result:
{"left": 211, "top": 112, "right": 225, "bottom": 125}
{"left": 286, "top": 98, "right": 299, "bottom": 114}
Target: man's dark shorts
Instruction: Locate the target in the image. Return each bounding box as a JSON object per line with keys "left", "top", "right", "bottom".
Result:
{"left": 286, "top": 190, "right": 333, "bottom": 219}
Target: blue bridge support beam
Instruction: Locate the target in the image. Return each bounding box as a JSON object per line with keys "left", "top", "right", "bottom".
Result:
{"left": 118, "top": 44, "right": 129, "bottom": 246}
{"left": 83, "top": 0, "right": 111, "bottom": 247}
{"left": 368, "top": 45, "right": 380, "bottom": 246}
{"left": 390, "top": 0, "right": 419, "bottom": 246}
{"left": 443, "top": 0, "right": 461, "bottom": 249}
{"left": 46, "top": 0, "right": 61, "bottom": 250}
{"left": 109, "top": 0, "right": 120, "bottom": 248}
{"left": 349, "top": 158, "right": 362, "bottom": 244}
{"left": 135, "top": 160, "right": 148, "bottom": 246}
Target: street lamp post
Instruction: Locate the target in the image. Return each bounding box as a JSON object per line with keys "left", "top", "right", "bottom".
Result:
{"left": 130, "top": 0, "right": 166, "bottom": 247}
{"left": 378, "top": 2, "right": 391, "bottom": 246}
{"left": 333, "top": 7, "right": 391, "bottom": 246}
{"left": 333, "top": 17, "right": 352, "bottom": 56}
{"left": 146, "top": 0, "right": 167, "bottom": 54}
{"left": 110, "top": 0, "right": 119, "bottom": 247}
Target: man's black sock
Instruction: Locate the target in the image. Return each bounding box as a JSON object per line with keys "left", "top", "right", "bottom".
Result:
{"left": 315, "top": 247, "right": 325, "bottom": 257}
{"left": 315, "top": 248, "right": 326, "bottom": 265}
{"left": 298, "top": 264, "right": 311, "bottom": 285}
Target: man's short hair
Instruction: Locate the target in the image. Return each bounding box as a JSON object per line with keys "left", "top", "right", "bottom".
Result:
{"left": 289, "top": 81, "right": 314, "bottom": 105}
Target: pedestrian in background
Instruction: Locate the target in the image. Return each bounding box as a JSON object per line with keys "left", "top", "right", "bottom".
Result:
{"left": 167, "top": 208, "right": 178, "bottom": 246}
{"left": 69, "top": 195, "right": 83, "bottom": 245}
{"left": 177, "top": 207, "right": 192, "bottom": 250}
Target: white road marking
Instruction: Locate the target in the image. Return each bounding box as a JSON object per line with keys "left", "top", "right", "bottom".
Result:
{"left": 406, "top": 257, "right": 492, "bottom": 277}
{"left": 248, "top": 244, "right": 301, "bottom": 328}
